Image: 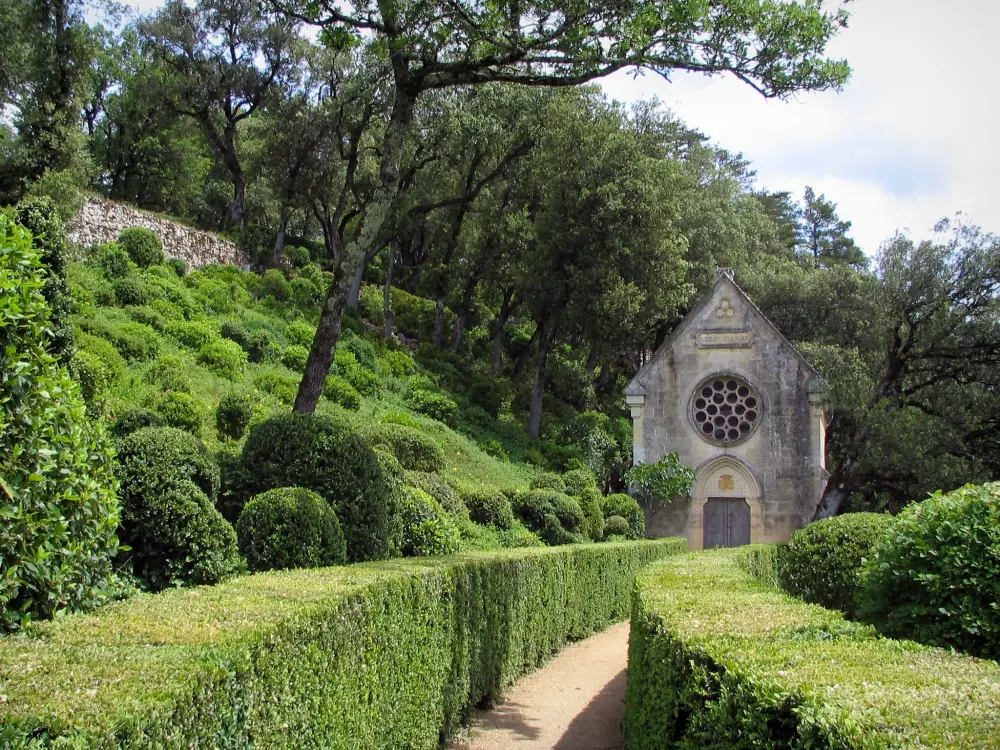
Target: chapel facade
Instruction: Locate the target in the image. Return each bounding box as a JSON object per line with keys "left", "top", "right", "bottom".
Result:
{"left": 625, "top": 269, "right": 827, "bottom": 549}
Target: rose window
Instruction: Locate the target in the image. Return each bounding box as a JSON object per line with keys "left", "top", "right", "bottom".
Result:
{"left": 691, "top": 376, "right": 761, "bottom": 444}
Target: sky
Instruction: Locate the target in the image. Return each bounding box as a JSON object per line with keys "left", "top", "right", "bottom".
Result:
{"left": 599, "top": 0, "right": 1000, "bottom": 255}
{"left": 122, "top": 0, "right": 998, "bottom": 256}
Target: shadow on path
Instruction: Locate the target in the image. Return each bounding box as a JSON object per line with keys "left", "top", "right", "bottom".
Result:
{"left": 462, "top": 702, "right": 543, "bottom": 743}
{"left": 552, "top": 668, "right": 626, "bottom": 750}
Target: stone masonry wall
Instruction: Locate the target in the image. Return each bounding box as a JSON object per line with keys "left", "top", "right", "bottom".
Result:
{"left": 67, "top": 196, "right": 250, "bottom": 270}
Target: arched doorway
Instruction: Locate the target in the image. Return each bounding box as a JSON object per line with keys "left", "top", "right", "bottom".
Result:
{"left": 690, "top": 456, "right": 763, "bottom": 550}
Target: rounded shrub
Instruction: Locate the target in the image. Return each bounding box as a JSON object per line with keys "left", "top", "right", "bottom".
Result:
{"left": 601, "top": 494, "right": 645, "bottom": 539}
{"left": 118, "top": 227, "right": 164, "bottom": 268}
{"left": 405, "top": 388, "right": 458, "bottom": 424}
{"left": 0, "top": 213, "right": 121, "bottom": 630}
{"left": 463, "top": 489, "right": 514, "bottom": 529}
{"left": 252, "top": 370, "right": 299, "bottom": 405}
{"left": 166, "top": 258, "right": 186, "bottom": 276}
{"left": 577, "top": 486, "right": 605, "bottom": 541}
{"left": 94, "top": 242, "right": 133, "bottom": 280}
{"left": 112, "top": 276, "right": 151, "bottom": 307}
{"left": 378, "top": 349, "right": 415, "bottom": 377}
{"left": 125, "top": 304, "right": 165, "bottom": 330}
{"left": 603, "top": 515, "right": 630, "bottom": 538}
{"left": 145, "top": 354, "right": 193, "bottom": 393}
{"left": 165, "top": 319, "right": 218, "bottom": 349}
{"left": 282, "top": 344, "right": 310, "bottom": 371}
{"left": 231, "top": 413, "right": 400, "bottom": 562}
{"left": 366, "top": 422, "right": 446, "bottom": 473}
{"left": 216, "top": 391, "right": 254, "bottom": 441}
{"left": 72, "top": 333, "right": 125, "bottom": 406}
{"left": 289, "top": 276, "right": 321, "bottom": 308}
{"left": 237, "top": 487, "right": 346, "bottom": 572}
{"left": 777, "top": 512, "right": 894, "bottom": 617}
{"left": 286, "top": 320, "right": 316, "bottom": 347}
{"left": 530, "top": 472, "right": 566, "bottom": 493}
{"left": 282, "top": 245, "right": 311, "bottom": 267}
{"left": 399, "top": 486, "right": 461, "bottom": 557}
{"left": 857, "top": 484, "right": 1000, "bottom": 659}
{"left": 322, "top": 375, "right": 362, "bottom": 410}
{"left": 110, "top": 407, "right": 164, "bottom": 439}
{"left": 221, "top": 321, "right": 275, "bottom": 363}
{"left": 341, "top": 362, "right": 381, "bottom": 398}
{"left": 260, "top": 268, "right": 288, "bottom": 300}
{"left": 405, "top": 471, "right": 464, "bottom": 516}
{"left": 153, "top": 391, "right": 204, "bottom": 436}
{"left": 511, "top": 489, "right": 585, "bottom": 545}
{"left": 562, "top": 468, "right": 596, "bottom": 497}
{"left": 113, "top": 427, "right": 238, "bottom": 590}
{"left": 83, "top": 319, "right": 160, "bottom": 361}
{"left": 198, "top": 338, "right": 247, "bottom": 379}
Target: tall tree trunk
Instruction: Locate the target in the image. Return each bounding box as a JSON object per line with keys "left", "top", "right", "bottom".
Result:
{"left": 271, "top": 206, "right": 289, "bottom": 267}
{"left": 527, "top": 321, "right": 558, "bottom": 439}
{"left": 293, "top": 83, "right": 416, "bottom": 414}
{"left": 491, "top": 288, "right": 515, "bottom": 375}
{"left": 229, "top": 167, "right": 246, "bottom": 230}
{"left": 383, "top": 246, "right": 397, "bottom": 340}
{"left": 347, "top": 258, "right": 367, "bottom": 309}
{"left": 433, "top": 298, "right": 446, "bottom": 348}
{"left": 449, "top": 275, "right": 480, "bottom": 352}
{"left": 513, "top": 327, "right": 539, "bottom": 381}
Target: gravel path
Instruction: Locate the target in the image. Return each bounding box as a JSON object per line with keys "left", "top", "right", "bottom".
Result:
{"left": 449, "top": 621, "right": 630, "bottom": 750}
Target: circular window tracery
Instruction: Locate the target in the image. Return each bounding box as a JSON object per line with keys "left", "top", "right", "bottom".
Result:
{"left": 691, "top": 375, "right": 761, "bottom": 445}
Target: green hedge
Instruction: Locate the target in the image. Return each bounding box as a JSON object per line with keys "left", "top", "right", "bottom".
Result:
{"left": 625, "top": 549, "right": 1000, "bottom": 750}
{"left": 0, "top": 540, "right": 685, "bottom": 747}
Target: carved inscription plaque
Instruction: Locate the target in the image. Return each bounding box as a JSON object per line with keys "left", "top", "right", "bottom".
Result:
{"left": 697, "top": 331, "right": 753, "bottom": 348}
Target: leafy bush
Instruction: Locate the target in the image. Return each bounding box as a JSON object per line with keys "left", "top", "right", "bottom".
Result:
{"left": 260, "top": 268, "right": 288, "bottom": 300}
{"left": 221, "top": 320, "right": 274, "bottom": 362}
{"left": 72, "top": 332, "right": 125, "bottom": 406}
{"left": 625, "top": 549, "right": 1000, "bottom": 750}
{"left": 601, "top": 493, "right": 644, "bottom": 539}
{"left": 112, "top": 275, "right": 151, "bottom": 306}
{"left": 562, "top": 468, "right": 596, "bottom": 497}
{"left": 166, "top": 257, "right": 186, "bottom": 276}
{"left": 94, "top": 242, "right": 133, "bottom": 279}
{"left": 366, "top": 422, "right": 447, "bottom": 473}
{"left": 252, "top": 370, "right": 299, "bottom": 405}
{"left": 0, "top": 213, "right": 121, "bottom": 630}
{"left": 406, "top": 388, "right": 458, "bottom": 424}
{"left": 124, "top": 303, "right": 165, "bottom": 330}
{"left": 82, "top": 318, "right": 160, "bottom": 361}
{"left": 282, "top": 343, "right": 310, "bottom": 371}
{"left": 165, "top": 319, "right": 218, "bottom": 349}
{"left": 378, "top": 348, "right": 415, "bottom": 376}
{"left": 323, "top": 374, "right": 362, "bottom": 410}
{"left": 110, "top": 408, "right": 164, "bottom": 438}
{"left": 511, "top": 490, "right": 585, "bottom": 545}
{"left": 283, "top": 245, "right": 311, "bottom": 267}
{"left": 145, "top": 354, "right": 193, "bottom": 393}
{"left": 0, "top": 541, "right": 684, "bottom": 746}
{"left": 463, "top": 489, "right": 514, "bottom": 529}
{"left": 113, "top": 427, "right": 239, "bottom": 590}
{"left": 198, "top": 338, "right": 247, "bottom": 379}
{"left": 530, "top": 472, "right": 566, "bottom": 492}
{"left": 577, "top": 486, "right": 605, "bottom": 541}
{"left": 626, "top": 452, "right": 697, "bottom": 505}
{"left": 341, "top": 334, "right": 380, "bottom": 372}
{"left": 237, "top": 487, "right": 346, "bottom": 572}
{"left": 399, "top": 486, "right": 461, "bottom": 557}
{"left": 857, "top": 483, "right": 1000, "bottom": 659}
{"left": 153, "top": 391, "right": 204, "bottom": 437}
{"left": 118, "top": 227, "right": 165, "bottom": 268}
{"left": 405, "top": 470, "right": 464, "bottom": 516}
{"left": 289, "top": 276, "right": 321, "bottom": 307}
{"left": 777, "top": 512, "right": 894, "bottom": 617}
{"left": 216, "top": 391, "right": 254, "bottom": 440}
{"left": 231, "top": 414, "right": 400, "bottom": 562}
{"left": 286, "top": 319, "right": 316, "bottom": 347}
{"left": 603, "top": 515, "right": 629, "bottom": 538}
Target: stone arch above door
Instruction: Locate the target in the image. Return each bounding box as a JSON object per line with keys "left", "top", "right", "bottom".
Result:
{"left": 689, "top": 455, "right": 764, "bottom": 550}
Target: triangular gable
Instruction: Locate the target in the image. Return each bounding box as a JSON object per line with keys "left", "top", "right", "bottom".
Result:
{"left": 626, "top": 270, "right": 823, "bottom": 397}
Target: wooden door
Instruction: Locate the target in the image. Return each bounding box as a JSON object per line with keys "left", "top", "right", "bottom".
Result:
{"left": 703, "top": 498, "right": 751, "bottom": 548}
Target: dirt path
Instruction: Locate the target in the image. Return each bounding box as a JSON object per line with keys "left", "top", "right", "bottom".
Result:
{"left": 449, "top": 621, "right": 630, "bottom": 750}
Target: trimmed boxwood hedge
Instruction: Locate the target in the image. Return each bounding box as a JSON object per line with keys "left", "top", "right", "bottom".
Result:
{"left": 625, "top": 549, "right": 1000, "bottom": 750}
{"left": 0, "top": 540, "right": 685, "bottom": 747}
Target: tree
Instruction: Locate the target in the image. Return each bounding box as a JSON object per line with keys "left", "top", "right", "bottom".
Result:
{"left": 278, "top": 0, "right": 854, "bottom": 414}
{"left": 754, "top": 190, "right": 799, "bottom": 257}
{"left": 799, "top": 185, "right": 865, "bottom": 268}
{"left": 141, "top": 0, "right": 299, "bottom": 230}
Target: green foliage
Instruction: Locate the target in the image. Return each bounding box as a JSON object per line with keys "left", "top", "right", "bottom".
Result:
{"left": 322, "top": 374, "right": 362, "bottom": 410}
{"left": 283, "top": 245, "right": 311, "bottom": 267}
{"left": 0, "top": 541, "right": 683, "bottom": 746}
{"left": 260, "top": 268, "right": 288, "bottom": 300}
{"left": 82, "top": 317, "right": 161, "bottom": 361}
{"left": 282, "top": 343, "right": 310, "bottom": 370}
{"left": 0, "top": 212, "right": 121, "bottom": 630}
{"left": 366, "top": 422, "right": 447, "bottom": 473}
{"left": 237, "top": 487, "right": 346, "bottom": 572}
{"left": 231, "top": 414, "right": 400, "bottom": 562}
{"left": 94, "top": 242, "right": 133, "bottom": 279}
{"left": 153, "top": 390, "right": 204, "bottom": 436}
{"left": 625, "top": 550, "right": 1000, "bottom": 750}
{"left": 289, "top": 276, "right": 321, "bottom": 307}
{"left": 777, "top": 512, "right": 893, "bottom": 617}
{"left": 398, "top": 486, "right": 461, "bottom": 557}
{"left": 511, "top": 489, "right": 585, "bottom": 545}
{"left": 112, "top": 275, "right": 151, "bottom": 306}
{"left": 405, "top": 470, "right": 464, "bottom": 516}
{"left": 626, "top": 453, "right": 696, "bottom": 505}
{"left": 145, "top": 354, "right": 193, "bottom": 393}
{"left": 285, "top": 319, "right": 316, "bottom": 347}
{"left": 379, "top": 348, "right": 416, "bottom": 376}
{"left": 72, "top": 332, "right": 125, "bottom": 406}
{"left": 857, "top": 483, "right": 1000, "bottom": 660}
{"left": 216, "top": 391, "right": 254, "bottom": 440}
{"left": 561, "top": 468, "right": 596, "bottom": 496}
{"left": 198, "top": 337, "right": 247, "bottom": 379}
{"left": 125, "top": 303, "right": 166, "bottom": 330}
{"left": 601, "top": 493, "right": 644, "bottom": 539}
{"left": 603, "top": 515, "right": 629, "bottom": 538}
{"left": 114, "top": 426, "right": 239, "bottom": 590}
{"left": 117, "top": 227, "right": 165, "bottom": 268}
{"left": 530, "top": 472, "right": 566, "bottom": 492}
{"left": 166, "top": 258, "right": 186, "bottom": 276}
{"left": 165, "top": 318, "right": 218, "bottom": 349}
{"left": 577, "top": 486, "right": 605, "bottom": 541}
{"left": 110, "top": 408, "right": 164, "bottom": 439}
{"left": 252, "top": 369, "right": 299, "bottom": 404}
{"left": 406, "top": 387, "right": 459, "bottom": 424}
{"left": 463, "top": 489, "right": 514, "bottom": 529}
{"left": 220, "top": 320, "right": 274, "bottom": 362}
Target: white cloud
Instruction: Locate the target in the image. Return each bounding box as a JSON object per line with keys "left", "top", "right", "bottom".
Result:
{"left": 600, "top": 0, "right": 1000, "bottom": 254}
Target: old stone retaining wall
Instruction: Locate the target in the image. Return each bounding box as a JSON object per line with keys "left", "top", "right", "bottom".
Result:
{"left": 67, "top": 196, "right": 250, "bottom": 270}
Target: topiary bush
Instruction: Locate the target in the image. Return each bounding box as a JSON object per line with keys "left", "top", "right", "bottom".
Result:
{"left": 118, "top": 227, "right": 164, "bottom": 268}
{"left": 378, "top": 348, "right": 415, "bottom": 377}
{"left": 289, "top": 276, "right": 321, "bottom": 308}
{"left": 777, "top": 512, "right": 894, "bottom": 618}
{"left": 282, "top": 344, "right": 310, "bottom": 371}
{"left": 603, "top": 515, "right": 629, "bottom": 538}
{"left": 562, "top": 468, "right": 596, "bottom": 497}
{"left": 260, "top": 268, "right": 288, "bottom": 300}
{"left": 153, "top": 391, "right": 204, "bottom": 437}
{"left": 113, "top": 427, "right": 239, "bottom": 590}
{"left": 112, "top": 276, "right": 151, "bottom": 306}
{"left": 145, "top": 354, "right": 193, "bottom": 393}
{"left": 323, "top": 374, "right": 362, "bottom": 410}
{"left": 601, "top": 493, "right": 645, "bottom": 539}
{"left": 857, "top": 483, "right": 1000, "bottom": 659}
{"left": 398, "top": 486, "right": 461, "bottom": 557}
{"left": 198, "top": 338, "right": 247, "bottom": 379}
{"left": 285, "top": 320, "right": 316, "bottom": 347}
{"left": 220, "top": 320, "right": 274, "bottom": 363}
{"left": 463, "top": 489, "right": 514, "bottom": 529}
{"left": 253, "top": 370, "right": 299, "bottom": 405}
{"left": 366, "top": 422, "right": 447, "bottom": 473}
{"left": 166, "top": 257, "right": 186, "bottom": 276}
{"left": 577, "top": 486, "right": 605, "bottom": 541}
{"left": 110, "top": 408, "right": 164, "bottom": 439}
{"left": 165, "top": 319, "right": 218, "bottom": 349}
{"left": 405, "top": 470, "right": 464, "bottom": 516}
{"left": 231, "top": 414, "right": 400, "bottom": 562}
{"left": 406, "top": 388, "right": 458, "bottom": 424}
{"left": 237, "top": 487, "right": 346, "bottom": 572}
{"left": 530, "top": 472, "right": 567, "bottom": 492}
{"left": 216, "top": 391, "right": 254, "bottom": 440}
{"left": 94, "top": 242, "right": 133, "bottom": 280}
{"left": 72, "top": 333, "right": 125, "bottom": 406}
{"left": 0, "top": 212, "right": 121, "bottom": 630}
{"left": 511, "top": 489, "right": 585, "bottom": 545}
{"left": 81, "top": 318, "right": 160, "bottom": 361}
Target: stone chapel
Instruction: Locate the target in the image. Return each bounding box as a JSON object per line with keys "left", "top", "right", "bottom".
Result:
{"left": 624, "top": 268, "right": 828, "bottom": 549}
